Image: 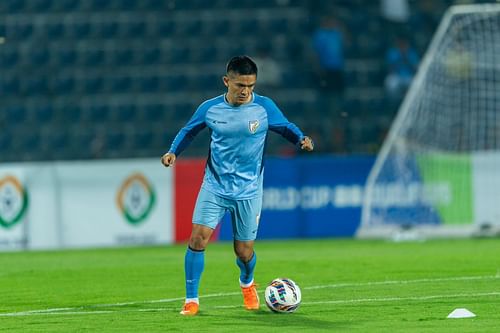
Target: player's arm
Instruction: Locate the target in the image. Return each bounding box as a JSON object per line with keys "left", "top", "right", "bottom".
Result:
{"left": 265, "top": 98, "right": 314, "bottom": 151}
{"left": 161, "top": 105, "right": 207, "bottom": 168}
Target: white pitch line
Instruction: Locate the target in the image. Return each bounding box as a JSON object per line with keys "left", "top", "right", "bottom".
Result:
{"left": 304, "top": 274, "right": 500, "bottom": 290}
{"left": 1, "top": 274, "right": 499, "bottom": 317}
{"left": 2, "top": 291, "right": 500, "bottom": 316}
{"left": 214, "top": 291, "right": 500, "bottom": 309}
{"left": 305, "top": 291, "right": 500, "bottom": 305}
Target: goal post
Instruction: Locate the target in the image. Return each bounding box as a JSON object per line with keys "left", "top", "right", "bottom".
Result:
{"left": 359, "top": 4, "right": 500, "bottom": 239}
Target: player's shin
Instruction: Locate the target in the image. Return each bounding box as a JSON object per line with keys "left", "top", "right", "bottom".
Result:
{"left": 236, "top": 252, "right": 256, "bottom": 287}
{"left": 184, "top": 246, "right": 205, "bottom": 303}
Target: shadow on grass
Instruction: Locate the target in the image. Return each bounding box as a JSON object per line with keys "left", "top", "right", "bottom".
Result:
{"left": 201, "top": 309, "right": 353, "bottom": 331}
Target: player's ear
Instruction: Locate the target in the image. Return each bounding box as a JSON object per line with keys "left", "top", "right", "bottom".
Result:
{"left": 222, "top": 75, "right": 229, "bottom": 87}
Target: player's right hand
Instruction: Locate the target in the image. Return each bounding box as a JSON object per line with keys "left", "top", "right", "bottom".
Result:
{"left": 300, "top": 136, "right": 314, "bottom": 151}
{"left": 161, "top": 152, "right": 176, "bottom": 167}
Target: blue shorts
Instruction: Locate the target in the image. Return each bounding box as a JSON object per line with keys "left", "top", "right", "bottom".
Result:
{"left": 192, "top": 187, "right": 262, "bottom": 241}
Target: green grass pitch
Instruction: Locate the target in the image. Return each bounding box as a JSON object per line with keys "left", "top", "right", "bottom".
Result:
{"left": 1, "top": 238, "right": 499, "bottom": 332}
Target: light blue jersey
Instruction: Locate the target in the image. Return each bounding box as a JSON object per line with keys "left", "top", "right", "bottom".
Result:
{"left": 168, "top": 93, "right": 305, "bottom": 199}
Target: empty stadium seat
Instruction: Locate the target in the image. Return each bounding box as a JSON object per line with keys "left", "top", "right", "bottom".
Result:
{"left": 55, "top": 104, "right": 83, "bottom": 123}
{"left": 82, "top": 49, "right": 106, "bottom": 67}
{"left": 156, "top": 20, "right": 175, "bottom": 36}
{"left": 176, "top": 19, "right": 202, "bottom": 36}
{"left": 137, "top": 0, "right": 166, "bottom": 11}
{"left": 23, "top": 77, "right": 49, "bottom": 95}
{"left": 84, "top": 76, "right": 104, "bottom": 94}
{"left": 56, "top": 48, "right": 77, "bottom": 66}
{"left": 4, "top": 105, "right": 27, "bottom": 125}
{"left": 1, "top": 76, "right": 20, "bottom": 94}
{"left": 142, "top": 104, "right": 166, "bottom": 123}
{"left": 105, "top": 131, "right": 126, "bottom": 150}
{"left": 115, "top": 0, "right": 139, "bottom": 11}
{"left": 52, "top": 0, "right": 79, "bottom": 12}
{"left": 111, "top": 48, "right": 134, "bottom": 66}
{"left": 1, "top": 48, "right": 20, "bottom": 68}
{"left": 165, "top": 45, "right": 189, "bottom": 64}
{"left": 123, "top": 20, "right": 147, "bottom": 38}
{"left": 71, "top": 21, "right": 91, "bottom": 40}
{"left": 86, "top": 104, "right": 110, "bottom": 123}
{"left": 30, "top": 0, "right": 53, "bottom": 12}
{"left": 189, "top": 73, "right": 219, "bottom": 90}
{"left": 45, "top": 130, "right": 69, "bottom": 152}
{"left": 51, "top": 75, "right": 76, "bottom": 94}
{"left": 113, "top": 104, "right": 137, "bottom": 123}
{"left": 0, "top": 131, "right": 12, "bottom": 152}
{"left": 133, "top": 130, "right": 154, "bottom": 149}
{"left": 110, "top": 75, "right": 132, "bottom": 93}
{"left": 10, "top": 22, "right": 33, "bottom": 40}
{"left": 14, "top": 129, "right": 41, "bottom": 155}
{"left": 138, "top": 75, "right": 160, "bottom": 93}
{"left": 97, "top": 21, "right": 119, "bottom": 39}
{"left": 34, "top": 105, "right": 54, "bottom": 124}
{"left": 45, "top": 22, "right": 65, "bottom": 39}
{"left": 163, "top": 74, "right": 187, "bottom": 92}
{"left": 140, "top": 47, "right": 161, "bottom": 65}
{"left": 86, "top": 0, "right": 111, "bottom": 11}
{"left": 29, "top": 47, "right": 50, "bottom": 66}
{"left": 1, "top": 0, "right": 25, "bottom": 13}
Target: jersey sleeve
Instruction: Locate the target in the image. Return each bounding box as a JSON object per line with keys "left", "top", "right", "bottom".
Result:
{"left": 264, "top": 97, "right": 305, "bottom": 145}
{"left": 168, "top": 104, "right": 208, "bottom": 156}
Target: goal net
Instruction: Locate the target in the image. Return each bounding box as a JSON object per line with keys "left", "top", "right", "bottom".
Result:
{"left": 359, "top": 4, "right": 500, "bottom": 239}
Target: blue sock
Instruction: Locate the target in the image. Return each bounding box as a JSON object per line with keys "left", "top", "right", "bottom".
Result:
{"left": 185, "top": 247, "right": 205, "bottom": 299}
{"left": 236, "top": 252, "right": 256, "bottom": 285}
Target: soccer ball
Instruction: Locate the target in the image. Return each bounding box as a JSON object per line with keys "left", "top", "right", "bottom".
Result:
{"left": 264, "top": 278, "right": 301, "bottom": 313}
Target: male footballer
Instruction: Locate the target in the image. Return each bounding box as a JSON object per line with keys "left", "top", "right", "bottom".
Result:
{"left": 161, "top": 55, "right": 314, "bottom": 316}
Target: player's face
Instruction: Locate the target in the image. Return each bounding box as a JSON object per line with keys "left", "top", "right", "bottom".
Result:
{"left": 223, "top": 73, "right": 256, "bottom": 106}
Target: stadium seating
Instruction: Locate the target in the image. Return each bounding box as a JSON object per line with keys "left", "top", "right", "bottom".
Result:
{"left": 0, "top": 0, "right": 450, "bottom": 162}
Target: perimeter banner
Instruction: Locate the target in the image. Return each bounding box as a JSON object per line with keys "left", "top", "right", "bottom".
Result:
{"left": 173, "top": 156, "right": 375, "bottom": 242}
{"left": 0, "top": 159, "right": 173, "bottom": 251}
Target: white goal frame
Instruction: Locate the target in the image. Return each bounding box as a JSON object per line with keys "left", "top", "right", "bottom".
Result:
{"left": 359, "top": 4, "right": 500, "bottom": 239}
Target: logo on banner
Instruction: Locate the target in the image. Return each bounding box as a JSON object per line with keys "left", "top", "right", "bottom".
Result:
{"left": 249, "top": 120, "right": 260, "bottom": 134}
{"left": 0, "top": 175, "right": 29, "bottom": 229}
{"left": 116, "top": 173, "right": 156, "bottom": 225}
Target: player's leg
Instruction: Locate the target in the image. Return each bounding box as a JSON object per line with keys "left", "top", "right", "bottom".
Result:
{"left": 234, "top": 240, "right": 256, "bottom": 285}
{"left": 231, "top": 196, "right": 262, "bottom": 310}
{"left": 181, "top": 223, "right": 212, "bottom": 316}
{"left": 181, "top": 188, "right": 226, "bottom": 316}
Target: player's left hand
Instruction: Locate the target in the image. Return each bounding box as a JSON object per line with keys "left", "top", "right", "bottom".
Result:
{"left": 300, "top": 136, "right": 314, "bottom": 151}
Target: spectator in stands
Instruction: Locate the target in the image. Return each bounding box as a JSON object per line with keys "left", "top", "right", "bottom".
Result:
{"left": 384, "top": 34, "right": 419, "bottom": 102}
{"left": 380, "top": 0, "right": 411, "bottom": 40}
{"left": 312, "top": 14, "right": 346, "bottom": 111}
{"left": 90, "top": 132, "right": 105, "bottom": 159}
{"left": 380, "top": 0, "right": 410, "bottom": 26}
{"left": 252, "top": 44, "right": 281, "bottom": 90}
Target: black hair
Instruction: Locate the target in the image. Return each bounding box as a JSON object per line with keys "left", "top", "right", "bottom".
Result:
{"left": 226, "top": 55, "right": 258, "bottom": 76}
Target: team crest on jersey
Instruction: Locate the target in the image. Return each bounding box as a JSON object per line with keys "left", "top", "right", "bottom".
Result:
{"left": 249, "top": 120, "right": 260, "bottom": 134}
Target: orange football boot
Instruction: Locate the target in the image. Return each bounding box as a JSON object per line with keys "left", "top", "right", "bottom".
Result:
{"left": 241, "top": 283, "right": 260, "bottom": 310}
{"left": 180, "top": 301, "right": 199, "bottom": 316}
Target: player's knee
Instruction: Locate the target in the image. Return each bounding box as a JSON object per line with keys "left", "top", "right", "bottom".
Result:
{"left": 189, "top": 234, "right": 209, "bottom": 250}
{"left": 234, "top": 244, "right": 254, "bottom": 261}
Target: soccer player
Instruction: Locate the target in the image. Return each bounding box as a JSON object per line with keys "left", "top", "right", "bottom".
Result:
{"left": 161, "top": 56, "right": 314, "bottom": 316}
